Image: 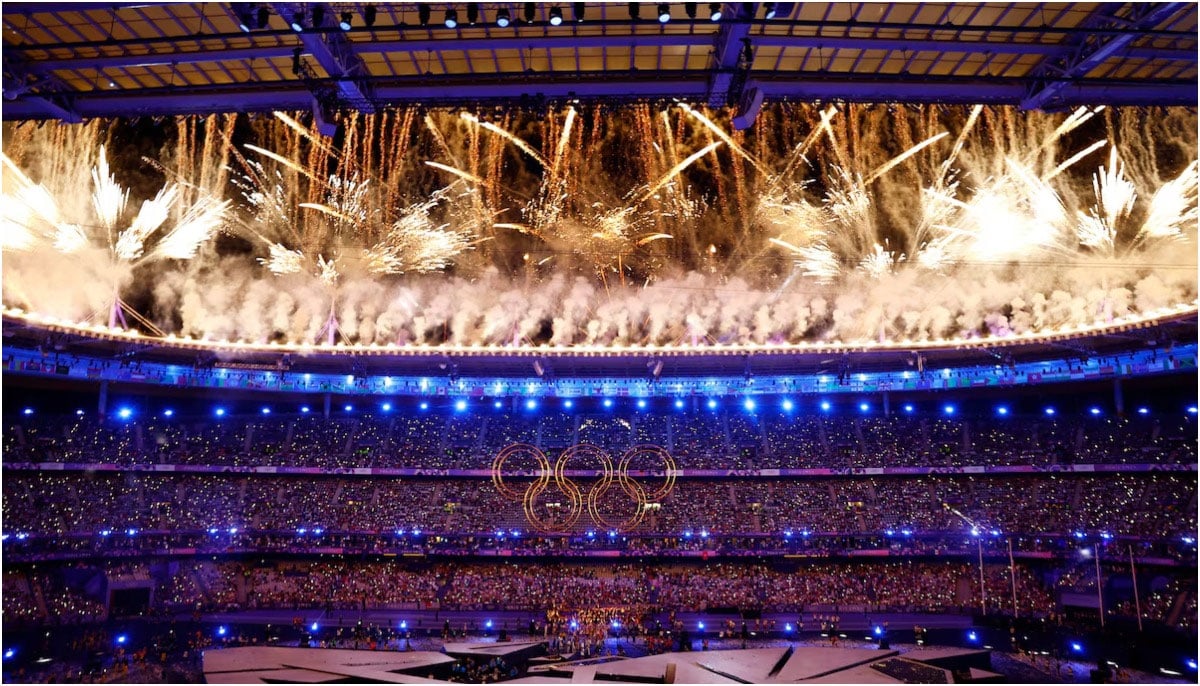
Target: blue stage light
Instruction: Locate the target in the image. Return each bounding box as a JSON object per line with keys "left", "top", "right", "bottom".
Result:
{"left": 344, "top": 404, "right": 353, "bottom": 412}
{"left": 217, "top": 626, "right": 227, "bottom": 636}
{"left": 419, "top": 402, "right": 429, "bottom": 410}
{"left": 820, "top": 401, "right": 831, "bottom": 412}
{"left": 782, "top": 399, "right": 794, "bottom": 411}
{"left": 400, "top": 620, "right": 407, "bottom": 630}
{"left": 698, "top": 621, "right": 705, "bottom": 630}
{"left": 859, "top": 402, "right": 869, "bottom": 412}
{"left": 1045, "top": 407, "right": 1056, "bottom": 416}
{"left": 564, "top": 399, "right": 574, "bottom": 409}
{"left": 744, "top": 398, "right": 756, "bottom": 411}
{"left": 1090, "top": 407, "right": 1101, "bottom": 416}
{"left": 455, "top": 399, "right": 467, "bottom": 412}
{"left": 874, "top": 626, "right": 883, "bottom": 636}
{"left": 1137, "top": 407, "right": 1149, "bottom": 415}
{"left": 675, "top": 399, "right": 685, "bottom": 409}
{"left": 525, "top": 399, "right": 538, "bottom": 410}
{"left": 637, "top": 399, "right": 647, "bottom": 409}
{"left": 117, "top": 407, "right": 132, "bottom": 419}
{"left": 784, "top": 623, "right": 793, "bottom": 633}
{"left": 1071, "top": 642, "right": 1083, "bottom": 653}
{"left": 996, "top": 406, "right": 1008, "bottom": 416}
{"left": 943, "top": 404, "right": 955, "bottom": 415}
{"left": 1189, "top": 406, "right": 1198, "bottom": 414}
{"left": 707, "top": 399, "right": 718, "bottom": 410}
{"left": 603, "top": 398, "right": 614, "bottom": 408}
{"left": 261, "top": 407, "right": 271, "bottom": 415}
{"left": 485, "top": 620, "right": 493, "bottom": 629}
{"left": 214, "top": 407, "right": 227, "bottom": 417}
{"left": 162, "top": 409, "right": 174, "bottom": 417}
{"left": 903, "top": 404, "right": 914, "bottom": 413}
{"left": 494, "top": 400, "right": 503, "bottom": 409}
{"left": 1187, "top": 659, "right": 1197, "bottom": 670}
{"left": 311, "top": 622, "right": 319, "bottom": 632}
{"left": 116, "top": 635, "right": 127, "bottom": 645}
{"left": 967, "top": 631, "right": 978, "bottom": 642}
{"left": 22, "top": 408, "right": 32, "bottom": 416}
{"left": 3, "top": 649, "right": 13, "bottom": 659}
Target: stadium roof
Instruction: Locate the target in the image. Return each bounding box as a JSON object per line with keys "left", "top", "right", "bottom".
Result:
{"left": 4, "top": 311, "right": 1194, "bottom": 379}
{"left": 3, "top": 2, "right": 1197, "bottom": 128}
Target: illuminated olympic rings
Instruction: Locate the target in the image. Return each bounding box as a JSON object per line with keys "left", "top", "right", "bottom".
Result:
{"left": 490, "top": 443, "right": 677, "bottom": 533}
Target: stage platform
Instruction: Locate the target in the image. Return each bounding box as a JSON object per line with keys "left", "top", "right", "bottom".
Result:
{"left": 203, "top": 643, "right": 997, "bottom": 684}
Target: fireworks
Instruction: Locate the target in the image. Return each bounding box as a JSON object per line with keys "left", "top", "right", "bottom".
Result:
{"left": 1, "top": 103, "right": 1195, "bottom": 349}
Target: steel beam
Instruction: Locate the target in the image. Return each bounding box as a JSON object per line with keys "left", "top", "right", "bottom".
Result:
{"left": 1021, "top": 2, "right": 1192, "bottom": 110}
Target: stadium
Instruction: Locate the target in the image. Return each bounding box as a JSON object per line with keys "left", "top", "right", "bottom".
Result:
{"left": 1, "top": 1, "right": 1197, "bottom": 683}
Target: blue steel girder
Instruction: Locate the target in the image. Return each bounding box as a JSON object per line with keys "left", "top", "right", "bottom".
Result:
{"left": 1, "top": 53, "right": 80, "bottom": 122}
{"left": 1021, "top": 1, "right": 1193, "bottom": 110}
{"left": 269, "top": 2, "right": 376, "bottom": 123}
{"left": 706, "top": 3, "right": 756, "bottom": 110}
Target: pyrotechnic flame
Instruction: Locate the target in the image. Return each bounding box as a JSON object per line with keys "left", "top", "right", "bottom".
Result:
{"left": 1138, "top": 161, "right": 1199, "bottom": 242}
{"left": 90, "top": 147, "right": 128, "bottom": 231}
{"left": 260, "top": 243, "right": 305, "bottom": 274}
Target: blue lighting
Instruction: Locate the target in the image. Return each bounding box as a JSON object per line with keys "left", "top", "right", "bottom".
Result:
{"left": 419, "top": 402, "right": 429, "bottom": 410}
{"left": 903, "top": 404, "right": 914, "bottom": 413}
{"left": 3, "top": 649, "right": 13, "bottom": 659}
{"left": 344, "top": 404, "right": 353, "bottom": 412}
{"left": 229, "top": 527, "right": 238, "bottom": 534}
{"left": 311, "top": 622, "right": 319, "bottom": 632}
{"left": 996, "top": 406, "right": 1009, "bottom": 416}
{"left": 564, "top": 399, "right": 574, "bottom": 409}
{"left": 1071, "top": 642, "right": 1083, "bottom": 653}
{"left": 22, "top": 408, "right": 32, "bottom": 416}
{"left": 1189, "top": 406, "right": 1198, "bottom": 414}
{"left": 586, "top": 531, "right": 595, "bottom": 539}
{"left": 100, "top": 529, "right": 112, "bottom": 537}
{"left": 784, "top": 623, "right": 793, "bottom": 633}
{"left": 859, "top": 402, "right": 869, "bottom": 412}
{"left": 126, "top": 528, "right": 137, "bottom": 536}
{"left": 782, "top": 399, "right": 794, "bottom": 411}
{"left": 117, "top": 407, "right": 133, "bottom": 419}
{"left": 1090, "top": 407, "right": 1101, "bottom": 416}
{"left": 162, "top": 409, "right": 174, "bottom": 417}
{"left": 214, "top": 407, "right": 226, "bottom": 417}
{"left": 206, "top": 527, "right": 217, "bottom": 535}
{"left": 901, "top": 529, "right": 912, "bottom": 536}
{"left": 261, "top": 407, "right": 271, "bottom": 415}
{"left": 744, "top": 398, "right": 756, "bottom": 411}
{"left": 570, "top": 620, "right": 579, "bottom": 630}
{"left": 820, "top": 401, "right": 831, "bottom": 412}
{"left": 382, "top": 402, "right": 393, "bottom": 412}
{"left": 485, "top": 620, "right": 493, "bottom": 629}
{"left": 683, "top": 530, "right": 692, "bottom": 539}
{"left": 455, "top": 399, "right": 468, "bottom": 412}
{"left": 874, "top": 626, "right": 883, "bottom": 636}
{"left": 116, "top": 635, "right": 127, "bottom": 645}
{"left": 300, "top": 406, "right": 310, "bottom": 414}
{"left": 297, "top": 528, "right": 307, "bottom": 535}
{"left": 400, "top": 620, "right": 407, "bottom": 630}
{"left": 675, "top": 399, "right": 685, "bottom": 410}
{"left": 783, "top": 530, "right": 792, "bottom": 538}
{"left": 707, "top": 399, "right": 718, "bottom": 410}
{"left": 698, "top": 621, "right": 705, "bottom": 630}
{"left": 217, "top": 626, "right": 227, "bottom": 637}
{"left": 1137, "top": 407, "right": 1149, "bottom": 415}
{"left": 611, "top": 620, "right": 620, "bottom": 629}
{"left": 943, "top": 404, "right": 955, "bottom": 415}
{"left": 700, "top": 529, "right": 709, "bottom": 538}
{"left": 608, "top": 530, "right": 617, "bottom": 538}
{"left": 967, "top": 631, "right": 978, "bottom": 642}
{"left": 1045, "top": 407, "right": 1056, "bottom": 416}
{"left": 1074, "top": 531, "right": 1085, "bottom": 539}
{"left": 1186, "top": 659, "right": 1197, "bottom": 670}
{"left": 603, "top": 398, "right": 614, "bottom": 408}
{"left": 637, "top": 399, "right": 647, "bottom": 409}
{"left": 494, "top": 400, "right": 503, "bottom": 409}
{"left": 525, "top": 399, "right": 538, "bottom": 410}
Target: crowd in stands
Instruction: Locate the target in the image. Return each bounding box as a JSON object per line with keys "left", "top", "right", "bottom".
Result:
{"left": 3, "top": 471, "right": 1193, "bottom": 540}
{"left": 5, "top": 558, "right": 1195, "bottom": 633}
{"left": 5, "top": 413, "right": 1194, "bottom": 470}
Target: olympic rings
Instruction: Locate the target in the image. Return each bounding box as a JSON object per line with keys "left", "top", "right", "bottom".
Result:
{"left": 490, "top": 443, "right": 678, "bottom": 533}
